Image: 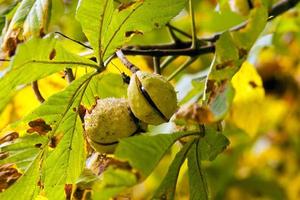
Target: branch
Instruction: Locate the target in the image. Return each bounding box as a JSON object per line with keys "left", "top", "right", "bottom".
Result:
{"left": 122, "top": 45, "right": 215, "bottom": 57}
{"left": 121, "top": 0, "right": 300, "bottom": 56}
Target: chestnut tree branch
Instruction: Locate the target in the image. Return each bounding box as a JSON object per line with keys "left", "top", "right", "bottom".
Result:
{"left": 122, "top": 0, "right": 299, "bottom": 57}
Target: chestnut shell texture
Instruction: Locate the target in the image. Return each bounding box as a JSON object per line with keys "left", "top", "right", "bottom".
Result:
{"left": 84, "top": 98, "right": 138, "bottom": 153}
{"left": 128, "top": 71, "right": 178, "bottom": 125}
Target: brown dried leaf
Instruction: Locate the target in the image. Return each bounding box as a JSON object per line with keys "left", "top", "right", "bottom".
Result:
{"left": 27, "top": 118, "right": 52, "bottom": 135}
{"left": 0, "top": 132, "right": 19, "bottom": 144}
{"left": 0, "top": 163, "right": 22, "bottom": 192}
{"left": 175, "top": 103, "right": 214, "bottom": 124}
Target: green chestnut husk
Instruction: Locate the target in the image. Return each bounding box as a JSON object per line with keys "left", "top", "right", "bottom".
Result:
{"left": 84, "top": 98, "right": 142, "bottom": 153}
{"left": 127, "top": 71, "right": 178, "bottom": 125}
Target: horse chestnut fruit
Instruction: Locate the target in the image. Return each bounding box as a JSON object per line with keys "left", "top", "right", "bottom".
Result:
{"left": 127, "top": 71, "right": 178, "bottom": 125}
{"left": 84, "top": 98, "right": 139, "bottom": 153}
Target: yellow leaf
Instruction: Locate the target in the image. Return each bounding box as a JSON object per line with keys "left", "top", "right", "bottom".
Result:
{"left": 230, "top": 61, "right": 265, "bottom": 137}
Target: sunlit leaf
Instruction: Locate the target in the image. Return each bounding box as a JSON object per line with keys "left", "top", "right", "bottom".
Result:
{"left": 76, "top": 0, "right": 187, "bottom": 62}
{"left": 0, "top": 36, "right": 98, "bottom": 114}
{"left": 0, "top": 134, "right": 47, "bottom": 171}
{"left": 230, "top": 62, "right": 265, "bottom": 136}
{"left": 43, "top": 118, "right": 85, "bottom": 200}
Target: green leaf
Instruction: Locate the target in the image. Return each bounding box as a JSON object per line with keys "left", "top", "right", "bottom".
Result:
{"left": 0, "top": 134, "right": 48, "bottom": 171}
{"left": 0, "top": 36, "right": 97, "bottom": 113}
{"left": 198, "top": 126, "right": 230, "bottom": 161}
{"left": 43, "top": 118, "right": 86, "bottom": 200}
{"left": 231, "top": 7, "right": 268, "bottom": 50}
{"left": 82, "top": 73, "right": 127, "bottom": 109}
{"left": 92, "top": 167, "right": 137, "bottom": 200}
{"left": 75, "top": 0, "right": 114, "bottom": 62}
{"left": 215, "top": 31, "right": 239, "bottom": 63}
{"left": 115, "top": 131, "right": 197, "bottom": 178}
{"left": 0, "top": 152, "right": 42, "bottom": 200}
{"left": 76, "top": 0, "right": 187, "bottom": 62}
{"left": 187, "top": 140, "right": 209, "bottom": 200}
{"left": 153, "top": 140, "right": 194, "bottom": 200}
{"left": 3, "top": 73, "right": 96, "bottom": 199}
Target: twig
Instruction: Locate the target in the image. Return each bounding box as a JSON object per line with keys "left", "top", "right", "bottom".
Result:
{"left": 115, "top": 50, "right": 139, "bottom": 73}
{"left": 167, "top": 24, "right": 183, "bottom": 44}
{"left": 167, "top": 24, "right": 192, "bottom": 39}
{"left": 189, "top": 0, "right": 197, "bottom": 49}
{"left": 0, "top": 59, "right": 11, "bottom": 62}
{"left": 32, "top": 81, "right": 45, "bottom": 103}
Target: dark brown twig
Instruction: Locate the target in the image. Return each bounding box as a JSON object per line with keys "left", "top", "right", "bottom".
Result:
{"left": 32, "top": 81, "right": 45, "bottom": 103}
{"left": 115, "top": 50, "right": 140, "bottom": 73}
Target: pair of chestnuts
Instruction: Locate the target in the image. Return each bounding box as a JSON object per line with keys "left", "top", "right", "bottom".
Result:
{"left": 84, "top": 71, "right": 178, "bottom": 153}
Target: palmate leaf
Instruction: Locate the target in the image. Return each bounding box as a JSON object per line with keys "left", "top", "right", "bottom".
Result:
{"left": 43, "top": 118, "right": 85, "bottom": 200}
{"left": 0, "top": 73, "right": 96, "bottom": 200}
{"left": 0, "top": 72, "right": 129, "bottom": 199}
{"left": 0, "top": 36, "right": 98, "bottom": 114}
{"left": 76, "top": 0, "right": 187, "bottom": 62}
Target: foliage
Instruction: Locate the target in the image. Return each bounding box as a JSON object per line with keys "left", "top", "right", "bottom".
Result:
{"left": 0, "top": 0, "right": 300, "bottom": 199}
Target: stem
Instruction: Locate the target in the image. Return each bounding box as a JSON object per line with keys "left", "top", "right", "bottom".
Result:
{"left": 153, "top": 57, "right": 161, "bottom": 74}
{"left": 32, "top": 81, "right": 45, "bottom": 103}
{"left": 167, "top": 24, "right": 192, "bottom": 39}
{"left": 167, "top": 56, "right": 198, "bottom": 81}
{"left": 189, "top": 0, "right": 197, "bottom": 49}
{"left": 167, "top": 24, "right": 182, "bottom": 44}
{"left": 115, "top": 50, "right": 139, "bottom": 73}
